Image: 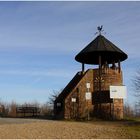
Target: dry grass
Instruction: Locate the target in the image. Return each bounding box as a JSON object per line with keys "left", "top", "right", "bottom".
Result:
{"left": 0, "top": 118, "right": 139, "bottom": 139}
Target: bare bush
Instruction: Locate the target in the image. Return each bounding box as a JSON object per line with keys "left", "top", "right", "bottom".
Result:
{"left": 135, "top": 101, "right": 140, "bottom": 117}
{"left": 132, "top": 69, "right": 140, "bottom": 97}
{"left": 124, "top": 103, "right": 134, "bottom": 118}
{"left": 40, "top": 102, "right": 53, "bottom": 117}
{"left": 48, "top": 90, "right": 62, "bottom": 105}
{"left": 8, "top": 101, "right": 18, "bottom": 117}
{"left": 132, "top": 69, "right": 140, "bottom": 117}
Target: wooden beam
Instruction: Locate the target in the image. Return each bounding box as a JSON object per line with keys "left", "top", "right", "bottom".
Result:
{"left": 98, "top": 55, "right": 102, "bottom": 117}
{"left": 118, "top": 60, "right": 121, "bottom": 73}
{"left": 82, "top": 63, "right": 85, "bottom": 72}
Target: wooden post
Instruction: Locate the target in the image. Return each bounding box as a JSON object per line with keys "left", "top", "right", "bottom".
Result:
{"left": 118, "top": 60, "right": 121, "bottom": 73}
{"left": 99, "top": 56, "right": 102, "bottom": 91}
{"left": 87, "top": 101, "right": 90, "bottom": 121}
{"left": 73, "top": 102, "right": 75, "bottom": 119}
{"left": 110, "top": 102, "right": 112, "bottom": 120}
{"left": 113, "top": 99, "right": 114, "bottom": 120}
{"left": 98, "top": 55, "right": 102, "bottom": 117}
{"left": 82, "top": 63, "right": 85, "bottom": 73}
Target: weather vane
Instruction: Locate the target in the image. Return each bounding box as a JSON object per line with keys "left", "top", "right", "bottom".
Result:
{"left": 95, "top": 25, "right": 106, "bottom": 35}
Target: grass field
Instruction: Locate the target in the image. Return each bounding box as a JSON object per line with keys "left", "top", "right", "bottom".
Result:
{"left": 0, "top": 118, "right": 139, "bottom": 139}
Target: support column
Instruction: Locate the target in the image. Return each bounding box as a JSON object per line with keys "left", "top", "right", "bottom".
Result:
{"left": 99, "top": 56, "right": 102, "bottom": 92}
{"left": 98, "top": 55, "right": 102, "bottom": 117}
{"left": 82, "top": 63, "right": 85, "bottom": 73}
{"left": 118, "top": 60, "right": 121, "bottom": 73}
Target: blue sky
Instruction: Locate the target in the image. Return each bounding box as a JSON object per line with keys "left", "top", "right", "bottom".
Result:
{"left": 0, "top": 1, "right": 140, "bottom": 105}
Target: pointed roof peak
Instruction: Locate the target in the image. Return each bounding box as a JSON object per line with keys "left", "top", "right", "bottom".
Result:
{"left": 75, "top": 33, "right": 128, "bottom": 65}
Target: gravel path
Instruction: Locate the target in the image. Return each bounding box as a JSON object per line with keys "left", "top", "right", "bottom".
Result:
{"left": 0, "top": 118, "right": 139, "bottom": 139}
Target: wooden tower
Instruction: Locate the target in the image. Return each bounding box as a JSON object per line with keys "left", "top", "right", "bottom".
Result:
{"left": 54, "top": 27, "right": 128, "bottom": 120}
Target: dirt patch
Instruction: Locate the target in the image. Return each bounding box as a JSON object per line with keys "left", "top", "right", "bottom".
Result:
{"left": 0, "top": 118, "right": 139, "bottom": 139}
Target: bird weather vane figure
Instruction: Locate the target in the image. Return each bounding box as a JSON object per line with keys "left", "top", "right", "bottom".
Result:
{"left": 95, "top": 25, "right": 106, "bottom": 35}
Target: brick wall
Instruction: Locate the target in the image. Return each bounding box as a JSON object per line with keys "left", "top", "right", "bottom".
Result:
{"left": 93, "top": 68, "right": 123, "bottom": 119}
{"left": 55, "top": 67, "right": 124, "bottom": 120}
{"left": 64, "top": 69, "right": 94, "bottom": 119}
